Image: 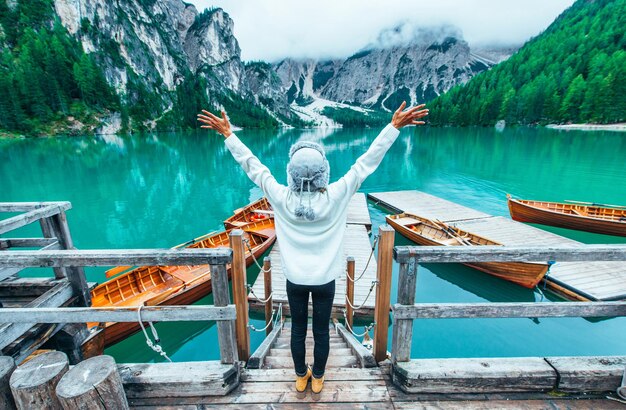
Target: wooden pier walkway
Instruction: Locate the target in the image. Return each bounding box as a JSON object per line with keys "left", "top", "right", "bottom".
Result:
{"left": 368, "top": 190, "right": 626, "bottom": 301}
{"left": 248, "top": 193, "right": 379, "bottom": 317}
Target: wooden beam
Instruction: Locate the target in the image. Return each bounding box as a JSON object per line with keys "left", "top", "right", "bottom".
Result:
{"left": 0, "top": 238, "right": 58, "bottom": 249}
{"left": 0, "top": 248, "right": 233, "bottom": 267}
{"left": 0, "top": 282, "right": 73, "bottom": 350}
{"left": 374, "top": 225, "right": 394, "bottom": 363}
{"left": 392, "top": 301, "right": 626, "bottom": 320}
{"left": 545, "top": 356, "right": 626, "bottom": 392}
{"left": 211, "top": 263, "right": 238, "bottom": 365}
{"left": 247, "top": 322, "right": 282, "bottom": 369}
{"left": 345, "top": 257, "right": 355, "bottom": 330}
{"left": 230, "top": 230, "right": 250, "bottom": 362}
{"left": 335, "top": 322, "right": 377, "bottom": 368}
{"left": 0, "top": 202, "right": 71, "bottom": 212}
{"left": 263, "top": 257, "right": 273, "bottom": 336}
{"left": 394, "top": 245, "right": 626, "bottom": 263}
{"left": 0, "top": 204, "right": 68, "bottom": 235}
{"left": 0, "top": 305, "right": 236, "bottom": 324}
{"left": 0, "top": 240, "right": 61, "bottom": 282}
{"left": 391, "top": 257, "right": 418, "bottom": 364}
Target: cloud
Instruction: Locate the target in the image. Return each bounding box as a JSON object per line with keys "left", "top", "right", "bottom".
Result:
{"left": 188, "top": 0, "right": 575, "bottom": 61}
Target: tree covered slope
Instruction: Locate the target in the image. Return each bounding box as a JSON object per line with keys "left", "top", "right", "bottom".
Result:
{"left": 428, "top": 0, "right": 626, "bottom": 126}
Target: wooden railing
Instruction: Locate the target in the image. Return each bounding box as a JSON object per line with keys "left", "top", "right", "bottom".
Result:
{"left": 390, "top": 244, "right": 626, "bottom": 364}
{"left": 0, "top": 248, "right": 240, "bottom": 364}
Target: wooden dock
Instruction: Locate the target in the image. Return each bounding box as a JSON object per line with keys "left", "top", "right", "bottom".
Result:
{"left": 248, "top": 193, "right": 379, "bottom": 317}
{"left": 368, "top": 190, "right": 626, "bottom": 301}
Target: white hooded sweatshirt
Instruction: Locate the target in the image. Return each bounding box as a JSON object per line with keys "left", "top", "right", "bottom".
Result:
{"left": 224, "top": 123, "right": 400, "bottom": 286}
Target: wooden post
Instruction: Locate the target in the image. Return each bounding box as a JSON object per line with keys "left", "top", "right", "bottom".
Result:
{"left": 211, "top": 263, "right": 239, "bottom": 364}
{"left": 39, "top": 217, "right": 65, "bottom": 280}
{"left": 43, "top": 323, "right": 90, "bottom": 364}
{"left": 229, "top": 230, "right": 250, "bottom": 362}
{"left": 0, "top": 356, "right": 16, "bottom": 410}
{"left": 56, "top": 355, "right": 128, "bottom": 410}
{"left": 263, "top": 257, "right": 273, "bottom": 336}
{"left": 41, "top": 212, "right": 91, "bottom": 307}
{"left": 345, "top": 257, "right": 355, "bottom": 330}
{"left": 391, "top": 257, "right": 419, "bottom": 363}
{"left": 10, "top": 351, "right": 69, "bottom": 410}
{"left": 373, "top": 225, "right": 394, "bottom": 363}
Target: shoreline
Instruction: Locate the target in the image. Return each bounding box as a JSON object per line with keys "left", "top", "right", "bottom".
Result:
{"left": 546, "top": 123, "right": 626, "bottom": 132}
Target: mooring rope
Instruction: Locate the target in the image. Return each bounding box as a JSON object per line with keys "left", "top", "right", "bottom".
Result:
{"left": 345, "top": 280, "right": 378, "bottom": 310}
{"left": 346, "top": 235, "right": 379, "bottom": 283}
{"left": 342, "top": 309, "right": 376, "bottom": 338}
{"left": 243, "top": 238, "right": 271, "bottom": 273}
{"left": 137, "top": 305, "right": 172, "bottom": 362}
{"left": 247, "top": 284, "right": 273, "bottom": 303}
{"left": 249, "top": 302, "right": 283, "bottom": 332}
{"left": 536, "top": 261, "right": 556, "bottom": 301}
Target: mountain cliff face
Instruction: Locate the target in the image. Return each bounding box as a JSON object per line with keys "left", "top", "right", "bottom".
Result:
{"left": 272, "top": 25, "right": 507, "bottom": 112}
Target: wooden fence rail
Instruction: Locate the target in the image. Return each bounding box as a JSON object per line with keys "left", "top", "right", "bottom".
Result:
{"left": 391, "top": 243, "right": 626, "bottom": 364}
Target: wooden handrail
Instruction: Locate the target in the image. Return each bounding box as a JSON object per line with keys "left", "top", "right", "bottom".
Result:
{"left": 0, "top": 248, "right": 233, "bottom": 267}
{"left": 394, "top": 244, "right": 626, "bottom": 263}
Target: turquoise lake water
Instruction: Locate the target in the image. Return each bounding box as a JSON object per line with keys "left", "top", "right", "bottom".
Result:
{"left": 1, "top": 126, "right": 625, "bottom": 362}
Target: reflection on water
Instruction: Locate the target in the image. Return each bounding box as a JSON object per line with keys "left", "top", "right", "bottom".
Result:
{"left": 1, "top": 126, "right": 625, "bottom": 361}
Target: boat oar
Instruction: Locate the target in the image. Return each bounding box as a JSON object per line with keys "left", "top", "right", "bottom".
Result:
{"left": 564, "top": 200, "right": 626, "bottom": 209}
{"left": 434, "top": 219, "right": 473, "bottom": 246}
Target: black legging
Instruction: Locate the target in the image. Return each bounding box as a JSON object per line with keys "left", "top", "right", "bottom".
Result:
{"left": 286, "top": 279, "right": 336, "bottom": 378}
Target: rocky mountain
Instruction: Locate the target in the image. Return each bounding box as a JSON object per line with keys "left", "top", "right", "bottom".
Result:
{"left": 270, "top": 24, "right": 514, "bottom": 121}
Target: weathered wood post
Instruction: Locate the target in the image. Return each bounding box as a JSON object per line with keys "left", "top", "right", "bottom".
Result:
{"left": 41, "top": 210, "right": 91, "bottom": 306}
{"left": 391, "top": 255, "right": 419, "bottom": 363}
{"left": 56, "top": 355, "right": 128, "bottom": 409}
{"left": 374, "top": 225, "right": 395, "bottom": 363}
{"left": 0, "top": 356, "right": 16, "bottom": 410}
{"left": 10, "top": 351, "right": 69, "bottom": 409}
{"left": 263, "top": 257, "right": 273, "bottom": 336}
{"left": 211, "top": 260, "right": 239, "bottom": 364}
{"left": 345, "top": 256, "right": 356, "bottom": 330}
{"left": 229, "top": 230, "right": 250, "bottom": 362}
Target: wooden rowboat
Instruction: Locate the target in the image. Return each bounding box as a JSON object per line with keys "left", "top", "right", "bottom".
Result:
{"left": 89, "top": 211, "right": 275, "bottom": 347}
{"left": 386, "top": 213, "right": 549, "bottom": 289}
{"left": 224, "top": 197, "right": 273, "bottom": 230}
{"left": 507, "top": 195, "right": 626, "bottom": 237}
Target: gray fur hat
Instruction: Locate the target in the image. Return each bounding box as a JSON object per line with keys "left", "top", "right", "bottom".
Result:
{"left": 286, "top": 141, "right": 330, "bottom": 221}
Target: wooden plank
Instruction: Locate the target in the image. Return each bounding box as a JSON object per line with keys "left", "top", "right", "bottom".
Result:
{"left": 0, "top": 202, "right": 71, "bottom": 212}
{"left": 263, "top": 355, "right": 359, "bottom": 368}
{"left": 392, "top": 301, "right": 626, "bottom": 319}
{"left": 119, "top": 361, "right": 239, "bottom": 398}
{"left": 0, "top": 238, "right": 58, "bottom": 248}
{"left": 374, "top": 225, "right": 394, "bottom": 362}
{"left": 368, "top": 191, "right": 490, "bottom": 221}
{"left": 0, "top": 240, "right": 61, "bottom": 282}
{"left": 391, "top": 257, "right": 418, "bottom": 363}
{"left": 392, "top": 399, "right": 626, "bottom": 409}
{"left": 0, "top": 248, "right": 233, "bottom": 267}
{"left": 0, "top": 305, "right": 236, "bottom": 323}
{"left": 0, "top": 282, "right": 73, "bottom": 350}
{"left": 247, "top": 322, "right": 282, "bottom": 369}
{"left": 127, "top": 379, "right": 389, "bottom": 406}
{"left": 545, "top": 356, "right": 626, "bottom": 392}
{"left": 393, "top": 245, "right": 626, "bottom": 264}
{"left": 0, "top": 204, "right": 68, "bottom": 235}
{"left": 393, "top": 358, "right": 557, "bottom": 393}
{"left": 211, "top": 263, "right": 238, "bottom": 365}
{"left": 229, "top": 230, "right": 250, "bottom": 362}
{"left": 335, "top": 323, "right": 377, "bottom": 368}
{"left": 347, "top": 193, "right": 372, "bottom": 228}
{"left": 241, "top": 367, "right": 384, "bottom": 382}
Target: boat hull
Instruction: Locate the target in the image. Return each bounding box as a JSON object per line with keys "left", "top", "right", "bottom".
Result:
{"left": 508, "top": 198, "right": 626, "bottom": 237}
{"left": 386, "top": 215, "right": 548, "bottom": 289}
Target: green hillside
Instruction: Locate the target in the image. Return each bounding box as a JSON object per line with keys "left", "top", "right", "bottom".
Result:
{"left": 429, "top": 0, "right": 626, "bottom": 126}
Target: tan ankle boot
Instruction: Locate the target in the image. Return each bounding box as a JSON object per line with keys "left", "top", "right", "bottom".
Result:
{"left": 311, "top": 374, "right": 324, "bottom": 393}
{"left": 295, "top": 367, "right": 312, "bottom": 392}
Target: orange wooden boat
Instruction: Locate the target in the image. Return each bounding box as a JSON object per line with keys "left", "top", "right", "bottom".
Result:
{"left": 507, "top": 195, "right": 626, "bottom": 237}
{"left": 386, "top": 213, "right": 549, "bottom": 289}
{"left": 89, "top": 208, "right": 275, "bottom": 347}
{"left": 224, "top": 197, "right": 273, "bottom": 229}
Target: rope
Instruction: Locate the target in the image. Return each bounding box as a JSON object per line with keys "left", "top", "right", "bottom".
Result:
{"left": 243, "top": 239, "right": 271, "bottom": 273}
{"left": 247, "top": 284, "right": 273, "bottom": 303}
{"left": 342, "top": 309, "right": 376, "bottom": 338}
{"left": 345, "top": 280, "right": 377, "bottom": 311}
{"left": 346, "top": 235, "right": 379, "bottom": 283}
{"left": 137, "top": 305, "right": 172, "bottom": 362}
{"left": 536, "top": 260, "right": 556, "bottom": 301}
{"left": 249, "top": 309, "right": 276, "bottom": 332}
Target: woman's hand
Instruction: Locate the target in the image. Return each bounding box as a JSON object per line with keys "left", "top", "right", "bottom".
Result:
{"left": 197, "top": 109, "right": 232, "bottom": 138}
{"left": 391, "top": 101, "right": 429, "bottom": 129}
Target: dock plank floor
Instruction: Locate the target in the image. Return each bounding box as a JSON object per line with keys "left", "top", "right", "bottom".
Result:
{"left": 249, "top": 193, "right": 378, "bottom": 316}
{"left": 368, "top": 190, "right": 626, "bottom": 301}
